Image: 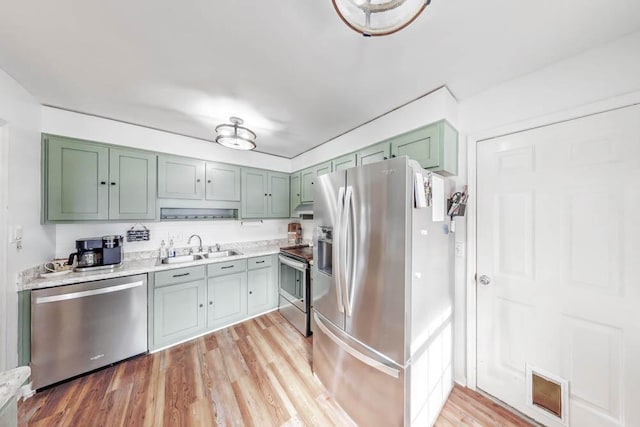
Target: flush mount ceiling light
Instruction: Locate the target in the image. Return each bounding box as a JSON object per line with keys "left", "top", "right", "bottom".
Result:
{"left": 332, "top": 0, "right": 431, "bottom": 37}
{"left": 215, "top": 117, "right": 257, "bottom": 150}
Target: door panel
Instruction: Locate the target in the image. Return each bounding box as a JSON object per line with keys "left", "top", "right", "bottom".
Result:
{"left": 332, "top": 153, "right": 357, "bottom": 171}
{"left": 157, "top": 155, "right": 205, "bottom": 199}
{"left": 268, "top": 172, "right": 290, "bottom": 218}
{"left": 47, "top": 137, "right": 109, "bottom": 220}
{"left": 357, "top": 142, "right": 390, "bottom": 166}
{"left": 345, "top": 157, "right": 409, "bottom": 365}
{"left": 290, "top": 173, "right": 301, "bottom": 217}
{"left": 248, "top": 267, "right": 273, "bottom": 315}
{"left": 241, "top": 169, "right": 268, "bottom": 218}
{"left": 313, "top": 170, "right": 346, "bottom": 330}
{"left": 390, "top": 125, "right": 439, "bottom": 169}
{"left": 109, "top": 148, "right": 156, "bottom": 220}
{"left": 205, "top": 162, "right": 240, "bottom": 201}
{"left": 154, "top": 280, "right": 206, "bottom": 347}
{"left": 477, "top": 105, "right": 640, "bottom": 427}
{"left": 208, "top": 272, "right": 248, "bottom": 329}
{"left": 301, "top": 169, "right": 315, "bottom": 202}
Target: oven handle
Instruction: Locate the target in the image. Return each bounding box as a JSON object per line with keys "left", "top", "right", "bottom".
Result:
{"left": 278, "top": 255, "right": 307, "bottom": 271}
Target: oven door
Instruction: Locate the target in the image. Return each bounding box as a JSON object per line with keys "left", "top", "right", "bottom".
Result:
{"left": 278, "top": 254, "right": 308, "bottom": 311}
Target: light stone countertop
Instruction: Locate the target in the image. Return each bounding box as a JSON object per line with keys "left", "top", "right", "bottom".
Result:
{"left": 0, "top": 366, "right": 30, "bottom": 410}
{"left": 20, "top": 239, "right": 301, "bottom": 291}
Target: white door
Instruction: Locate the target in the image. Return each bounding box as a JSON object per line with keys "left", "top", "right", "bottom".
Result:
{"left": 477, "top": 105, "right": 640, "bottom": 427}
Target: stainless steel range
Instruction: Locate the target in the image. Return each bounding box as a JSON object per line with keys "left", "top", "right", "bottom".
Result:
{"left": 278, "top": 245, "right": 313, "bottom": 336}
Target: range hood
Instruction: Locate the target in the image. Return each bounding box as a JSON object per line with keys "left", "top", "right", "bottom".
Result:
{"left": 293, "top": 202, "right": 313, "bottom": 219}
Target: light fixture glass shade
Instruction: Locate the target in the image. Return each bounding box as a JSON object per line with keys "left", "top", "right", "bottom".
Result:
{"left": 332, "top": 0, "right": 430, "bottom": 36}
{"left": 215, "top": 117, "right": 257, "bottom": 151}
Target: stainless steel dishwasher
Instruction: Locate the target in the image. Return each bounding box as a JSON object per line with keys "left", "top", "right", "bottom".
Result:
{"left": 31, "top": 274, "right": 147, "bottom": 390}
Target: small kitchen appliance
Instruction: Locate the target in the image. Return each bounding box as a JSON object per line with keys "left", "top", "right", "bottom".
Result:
{"left": 68, "top": 235, "right": 123, "bottom": 271}
{"left": 287, "top": 222, "right": 303, "bottom": 244}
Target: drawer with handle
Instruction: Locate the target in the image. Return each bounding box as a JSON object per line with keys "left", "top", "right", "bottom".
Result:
{"left": 207, "top": 259, "right": 247, "bottom": 277}
{"left": 247, "top": 255, "right": 273, "bottom": 270}
{"left": 155, "top": 265, "right": 205, "bottom": 288}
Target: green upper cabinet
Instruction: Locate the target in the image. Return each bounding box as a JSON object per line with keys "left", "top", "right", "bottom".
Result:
{"left": 205, "top": 162, "right": 240, "bottom": 201}
{"left": 268, "top": 172, "right": 290, "bottom": 218}
{"left": 358, "top": 141, "right": 391, "bottom": 166}
{"left": 241, "top": 169, "right": 289, "bottom": 219}
{"left": 157, "top": 155, "right": 205, "bottom": 200}
{"left": 290, "top": 172, "right": 301, "bottom": 217}
{"left": 241, "top": 169, "right": 268, "bottom": 218}
{"left": 300, "top": 161, "right": 332, "bottom": 203}
{"left": 46, "top": 136, "right": 110, "bottom": 221}
{"left": 300, "top": 169, "right": 315, "bottom": 203}
{"left": 389, "top": 120, "right": 458, "bottom": 175}
{"left": 109, "top": 148, "right": 157, "bottom": 220}
{"left": 332, "top": 153, "right": 357, "bottom": 171}
{"left": 45, "top": 135, "right": 157, "bottom": 221}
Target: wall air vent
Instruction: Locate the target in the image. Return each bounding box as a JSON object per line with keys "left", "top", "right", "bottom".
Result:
{"left": 160, "top": 207, "right": 238, "bottom": 221}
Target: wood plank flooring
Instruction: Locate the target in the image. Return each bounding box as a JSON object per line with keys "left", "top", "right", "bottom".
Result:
{"left": 19, "top": 311, "right": 532, "bottom": 426}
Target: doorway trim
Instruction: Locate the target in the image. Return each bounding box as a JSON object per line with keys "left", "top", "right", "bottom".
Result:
{"left": 0, "top": 121, "right": 8, "bottom": 372}
{"left": 465, "top": 90, "right": 640, "bottom": 391}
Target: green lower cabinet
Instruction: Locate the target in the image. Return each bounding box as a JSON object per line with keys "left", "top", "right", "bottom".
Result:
{"left": 247, "top": 256, "right": 277, "bottom": 316}
{"left": 0, "top": 396, "right": 17, "bottom": 427}
{"left": 207, "top": 271, "right": 248, "bottom": 329}
{"left": 153, "top": 279, "right": 207, "bottom": 348}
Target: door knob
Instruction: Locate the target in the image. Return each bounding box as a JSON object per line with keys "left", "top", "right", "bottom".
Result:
{"left": 478, "top": 275, "right": 491, "bottom": 286}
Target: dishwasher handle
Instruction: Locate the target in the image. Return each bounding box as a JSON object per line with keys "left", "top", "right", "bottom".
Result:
{"left": 35, "top": 280, "right": 145, "bottom": 304}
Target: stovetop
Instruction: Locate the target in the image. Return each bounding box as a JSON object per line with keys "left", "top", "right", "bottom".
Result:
{"left": 280, "top": 245, "right": 313, "bottom": 263}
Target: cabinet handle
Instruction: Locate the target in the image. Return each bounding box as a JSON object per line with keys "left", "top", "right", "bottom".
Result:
{"left": 297, "top": 193, "right": 300, "bottom": 197}
{"left": 249, "top": 291, "right": 253, "bottom": 295}
{"left": 110, "top": 182, "right": 116, "bottom": 186}
{"left": 207, "top": 180, "right": 212, "bottom": 183}
{"left": 172, "top": 272, "right": 190, "bottom": 278}
{"left": 209, "top": 301, "right": 213, "bottom": 305}
{"left": 391, "top": 154, "right": 396, "bottom": 158}
{"left": 197, "top": 179, "right": 201, "bottom": 183}
{"left": 256, "top": 260, "right": 265, "bottom": 264}
{"left": 221, "top": 265, "right": 234, "bottom": 269}
{"left": 383, "top": 157, "right": 388, "bottom": 160}
{"left": 269, "top": 194, "right": 272, "bottom": 196}
{"left": 264, "top": 193, "right": 268, "bottom": 196}
{"left": 100, "top": 181, "right": 106, "bottom": 185}
{"left": 199, "top": 303, "right": 203, "bottom": 308}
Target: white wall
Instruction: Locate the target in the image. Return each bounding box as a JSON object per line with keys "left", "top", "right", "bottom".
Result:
{"left": 458, "top": 29, "right": 640, "bottom": 388}
{"left": 0, "top": 68, "right": 55, "bottom": 369}
{"left": 54, "top": 219, "right": 295, "bottom": 258}
{"left": 292, "top": 86, "right": 459, "bottom": 170}
{"left": 41, "top": 107, "right": 292, "bottom": 172}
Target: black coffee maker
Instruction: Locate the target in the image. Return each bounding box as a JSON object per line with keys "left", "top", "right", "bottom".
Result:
{"left": 68, "top": 235, "right": 123, "bottom": 271}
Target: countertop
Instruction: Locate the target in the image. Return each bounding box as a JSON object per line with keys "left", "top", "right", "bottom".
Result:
{"left": 20, "top": 240, "right": 295, "bottom": 291}
{"left": 0, "top": 366, "right": 30, "bottom": 409}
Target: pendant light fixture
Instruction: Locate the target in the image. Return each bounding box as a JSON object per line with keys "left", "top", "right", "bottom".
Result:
{"left": 215, "top": 117, "right": 257, "bottom": 150}
{"left": 332, "top": 0, "right": 431, "bottom": 37}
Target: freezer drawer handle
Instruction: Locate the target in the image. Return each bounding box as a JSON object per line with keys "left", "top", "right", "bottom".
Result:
{"left": 314, "top": 313, "right": 400, "bottom": 379}
{"left": 35, "top": 280, "right": 145, "bottom": 304}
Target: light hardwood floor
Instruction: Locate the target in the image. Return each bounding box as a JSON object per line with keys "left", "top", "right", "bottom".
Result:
{"left": 19, "top": 311, "right": 532, "bottom": 426}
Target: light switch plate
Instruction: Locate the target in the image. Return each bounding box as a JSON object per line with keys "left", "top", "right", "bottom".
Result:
{"left": 455, "top": 241, "right": 465, "bottom": 257}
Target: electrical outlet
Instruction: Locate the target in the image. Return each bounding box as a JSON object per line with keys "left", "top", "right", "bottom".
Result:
{"left": 455, "top": 241, "right": 465, "bottom": 258}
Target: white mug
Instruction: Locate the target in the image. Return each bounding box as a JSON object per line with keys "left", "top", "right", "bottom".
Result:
{"left": 44, "top": 259, "right": 68, "bottom": 273}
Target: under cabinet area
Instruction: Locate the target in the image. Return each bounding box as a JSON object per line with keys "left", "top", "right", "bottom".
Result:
{"left": 149, "top": 255, "right": 278, "bottom": 351}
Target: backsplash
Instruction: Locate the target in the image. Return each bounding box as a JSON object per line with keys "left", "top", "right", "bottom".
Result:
{"left": 54, "top": 219, "right": 315, "bottom": 258}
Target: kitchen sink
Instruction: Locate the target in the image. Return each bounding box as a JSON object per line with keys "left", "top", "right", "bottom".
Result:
{"left": 161, "top": 250, "right": 241, "bottom": 264}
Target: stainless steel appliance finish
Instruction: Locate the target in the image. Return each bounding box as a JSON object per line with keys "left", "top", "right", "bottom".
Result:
{"left": 31, "top": 274, "right": 147, "bottom": 390}
{"left": 312, "top": 157, "right": 453, "bottom": 427}
{"left": 278, "top": 246, "right": 312, "bottom": 336}
{"left": 68, "top": 235, "right": 124, "bottom": 271}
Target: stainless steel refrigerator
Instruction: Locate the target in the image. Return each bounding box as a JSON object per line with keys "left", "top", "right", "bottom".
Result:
{"left": 312, "top": 156, "right": 453, "bottom": 427}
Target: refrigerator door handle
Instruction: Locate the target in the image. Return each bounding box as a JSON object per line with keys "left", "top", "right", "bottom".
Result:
{"left": 343, "top": 185, "right": 353, "bottom": 317}
{"left": 314, "top": 312, "right": 400, "bottom": 378}
{"left": 335, "top": 186, "right": 345, "bottom": 313}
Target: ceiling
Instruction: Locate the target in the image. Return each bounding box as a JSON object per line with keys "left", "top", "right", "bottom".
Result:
{"left": 1, "top": 1, "right": 640, "bottom": 158}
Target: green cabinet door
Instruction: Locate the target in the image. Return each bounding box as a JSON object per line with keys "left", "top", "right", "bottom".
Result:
{"left": 109, "top": 148, "right": 157, "bottom": 220}
{"left": 358, "top": 141, "right": 391, "bottom": 166}
{"left": 300, "top": 168, "right": 315, "bottom": 203}
{"left": 241, "top": 168, "right": 268, "bottom": 218}
{"left": 247, "top": 266, "right": 274, "bottom": 316}
{"left": 268, "top": 172, "right": 290, "bottom": 218}
{"left": 390, "top": 125, "right": 440, "bottom": 169}
{"left": 290, "top": 172, "right": 301, "bottom": 217}
{"left": 157, "top": 155, "right": 205, "bottom": 199}
{"left": 47, "top": 136, "right": 109, "bottom": 221}
{"left": 332, "top": 153, "right": 356, "bottom": 171}
{"left": 205, "top": 162, "right": 240, "bottom": 201}
{"left": 153, "top": 279, "right": 206, "bottom": 347}
{"left": 207, "top": 271, "right": 248, "bottom": 329}
{"left": 316, "top": 161, "right": 332, "bottom": 177}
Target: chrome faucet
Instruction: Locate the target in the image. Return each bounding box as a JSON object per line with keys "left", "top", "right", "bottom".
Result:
{"left": 187, "top": 234, "right": 203, "bottom": 253}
